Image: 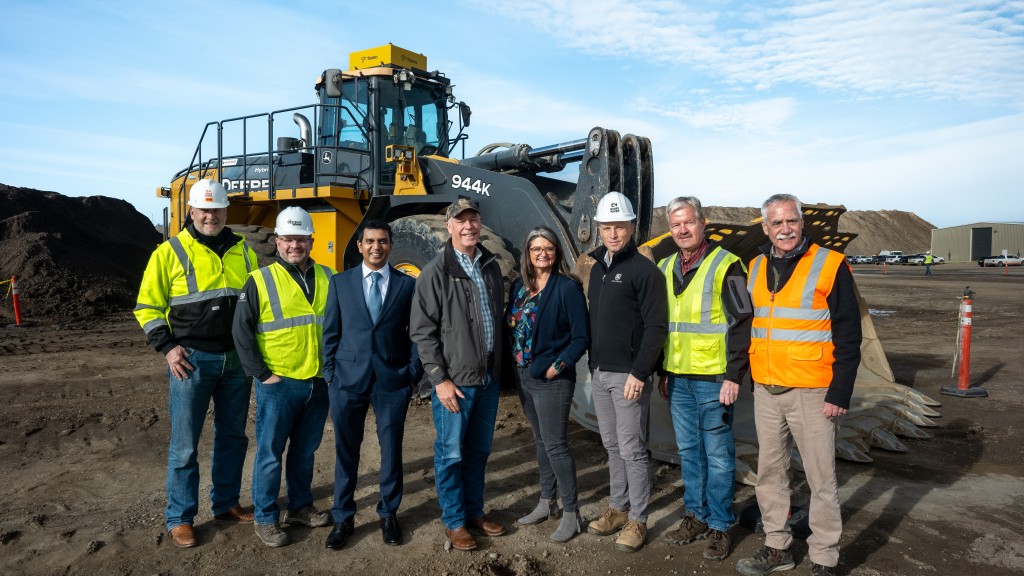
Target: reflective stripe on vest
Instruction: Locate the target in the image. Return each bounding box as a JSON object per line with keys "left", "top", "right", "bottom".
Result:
{"left": 166, "top": 236, "right": 254, "bottom": 306}
{"left": 659, "top": 246, "right": 739, "bottom": 375}
{"left": 747, "top": 243, "right": 844, "bottom": 388}
{"left": 252, "top": 262, "right": 332, "bottom": 379}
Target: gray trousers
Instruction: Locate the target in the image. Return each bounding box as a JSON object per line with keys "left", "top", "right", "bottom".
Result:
{"left": 591, "top": 369, "right": 652, "bottom": 523}
{"left": 517, "top": 367, "right": 579, "bottom": 513}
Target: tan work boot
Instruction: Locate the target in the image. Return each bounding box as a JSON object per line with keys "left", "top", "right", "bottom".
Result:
{"left": 613, "top": 520, "right": 647, "bottom": 552}
{"left": 587, "top": 507, "right": 628, "bottom": 536}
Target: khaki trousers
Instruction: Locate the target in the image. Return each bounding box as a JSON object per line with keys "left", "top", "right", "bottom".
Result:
{"left": 753, "top": 385, "right": 841, "bottom": 567}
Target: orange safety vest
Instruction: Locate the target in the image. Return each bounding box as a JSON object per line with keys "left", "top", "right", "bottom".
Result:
{"left": 746, "top": 243, "right": 846, "bottom": 388}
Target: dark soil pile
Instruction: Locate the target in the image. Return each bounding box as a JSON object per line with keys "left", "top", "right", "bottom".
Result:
{"left": 0, "top": 184, "right": 161, "bottom": 322}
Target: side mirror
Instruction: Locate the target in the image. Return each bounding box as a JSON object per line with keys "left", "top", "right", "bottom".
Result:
{"left": 460, "top": 102, "right": 471, "bottom": 127}
{"left": 323, "top": 69, "right": 342, "bottom": 98}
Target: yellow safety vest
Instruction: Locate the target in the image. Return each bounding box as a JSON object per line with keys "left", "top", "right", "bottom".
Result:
{"left": 134, "top": 228, "right": 255, "bottom": 337}
{"left": 658, "top": 246, "right": 741, "bottom": 375}
{"left": 746, "top": 243, "right": 845, "bottom": 388}
{"left": 251, "top": 262, "right": 334, "bottom": 379}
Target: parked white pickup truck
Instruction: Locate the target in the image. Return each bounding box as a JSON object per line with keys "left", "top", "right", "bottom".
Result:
{"left": 981, "top": 255, "right": 1023, "bottom": 267}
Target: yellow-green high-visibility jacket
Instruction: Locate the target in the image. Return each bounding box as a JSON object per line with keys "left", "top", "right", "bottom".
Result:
{"left": 251, "top": 262, "right": 333, "bottom": 379}
{"left": 658, "top": 246, "right": 741, "bottom": 375}
{"left": 134, "top": 228, "right": 255, "bottom": 353}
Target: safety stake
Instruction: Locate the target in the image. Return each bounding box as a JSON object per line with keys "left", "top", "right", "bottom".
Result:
{"left": 942, "top": 287, "right": 987, "bottom": 398}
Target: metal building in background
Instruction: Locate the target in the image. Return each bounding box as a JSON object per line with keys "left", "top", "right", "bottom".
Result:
{"left": 931, "top": 222, "right": 1024, "bottom": 263}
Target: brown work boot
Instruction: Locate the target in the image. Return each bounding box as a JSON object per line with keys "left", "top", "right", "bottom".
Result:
{"left": 703, "top": 529, "right": 732, "bottom": 560}
{"left": 665, "top": 513, "right": 709, "bottom": 545}
{"left": 168, "top": 524, "right": 196, "bottom": 548}
{"left": 445, "top": 526, "right": 478, "bottom": 551}
{"left": 587, "top": 507, "right": 628, "bottom": 536}
{"left": 215, "top": 505, "right": 254, "bottom": 524}
{"left": 467, "top": 515, "right": 506, "bottom": 536}
{"left": 613, "top": 520, "right": 647, "bottom": 552}
{"left": 736, "top": 545, "right": 796, "bottom": 576}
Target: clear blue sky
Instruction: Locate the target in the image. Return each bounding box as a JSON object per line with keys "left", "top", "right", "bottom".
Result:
{"left": 2, "top": 1, "right": 1022, "bottom": 229}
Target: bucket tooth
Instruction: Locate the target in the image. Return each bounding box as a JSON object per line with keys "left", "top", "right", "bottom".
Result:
{"left": 836, "top": 439, "right": 873, "bottom": 463}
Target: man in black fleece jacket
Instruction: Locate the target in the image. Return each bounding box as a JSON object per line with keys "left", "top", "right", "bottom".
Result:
{"left": 584, "top": 192, "right": 667, "bottom": 553}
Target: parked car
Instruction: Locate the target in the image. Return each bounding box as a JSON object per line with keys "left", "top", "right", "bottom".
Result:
{"left": 855, "top": 255, "right": 875, "bottom": 264}
{"left": 908, "top": 254, "right": 944, "bottom": 265}
{"left": 980, "top": 255, "right": 1024, "bottom": 267}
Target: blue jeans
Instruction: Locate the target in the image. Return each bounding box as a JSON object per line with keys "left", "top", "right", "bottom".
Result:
{"left": 431, "top": 370, "right": 499, "bottom": 530}
{"left": 166, "top": 348, "right": 251, "bottom": 531}
{"left": 517, "top": 366, "right": 579, "bottom": 513}
{"left": 667, "top": 375, "right": 736, "bottom": 531}
{"left": 252, "top": 376, "right": 329, "bottom": 525}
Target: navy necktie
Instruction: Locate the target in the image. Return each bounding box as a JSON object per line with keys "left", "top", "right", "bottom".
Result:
{"left": 368, "top": 271, "right": 382, "bottom": 323}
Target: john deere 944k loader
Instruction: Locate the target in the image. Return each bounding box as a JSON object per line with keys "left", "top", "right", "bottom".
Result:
{"left": 157, "top": 43, "right": 654, "bottom": 280}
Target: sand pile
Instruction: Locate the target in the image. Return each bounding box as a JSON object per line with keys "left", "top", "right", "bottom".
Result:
{"left": 651, "top": 204, "right": 933, "bottom": 257}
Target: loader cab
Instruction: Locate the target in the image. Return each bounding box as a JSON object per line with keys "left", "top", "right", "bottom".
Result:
{"left": 316, "top": 62, "right": 453, "bottom": 196}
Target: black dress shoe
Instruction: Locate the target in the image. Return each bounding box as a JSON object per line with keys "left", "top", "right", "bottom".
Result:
{"left": 381, "top": 515, "right": 403, "bottom": 546}
{"left": 325, "top": 521, "right": 354, "bottom": 550}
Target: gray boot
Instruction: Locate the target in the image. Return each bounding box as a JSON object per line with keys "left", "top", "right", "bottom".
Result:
{"left": 549, "top": 510, "right": 583, "bottom": 543}
{"left": 517, "top": 498, "right": 561, "bottom": 525}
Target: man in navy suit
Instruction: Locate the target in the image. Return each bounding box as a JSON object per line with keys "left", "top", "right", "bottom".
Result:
{"left": 321, "top": 219, "right": 422, "bottom": 549}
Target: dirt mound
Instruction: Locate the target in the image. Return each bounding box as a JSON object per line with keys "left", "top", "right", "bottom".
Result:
{"left": 651, "top": 204, "right": 934, "bottom": 256}
{"left": 0, "top": 184, "right": 161, "bottom": 322}
{"left": 842, "top": 209, "right": 934, "bottom": 256}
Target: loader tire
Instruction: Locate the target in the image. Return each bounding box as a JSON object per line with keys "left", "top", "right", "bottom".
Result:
{"left": 235, "top": 225, "right": 277, "bottom": 267}
{"left": 389, "top": 215, "right": 449, "bottom": 279}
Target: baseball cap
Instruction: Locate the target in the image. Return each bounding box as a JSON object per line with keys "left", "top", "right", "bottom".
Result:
{"left": 445, "top": 198, "right": 480, "bottom": 221}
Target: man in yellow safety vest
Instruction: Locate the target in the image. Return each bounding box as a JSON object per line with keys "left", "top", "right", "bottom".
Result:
{"left": 232, "top": 206, "right": 337, "bottom": 547}
{"left": 134, "top": 179, "right": 257, "bottom": 548}
{"left": 656, "top": 196, "right": 752, "bottom": 562}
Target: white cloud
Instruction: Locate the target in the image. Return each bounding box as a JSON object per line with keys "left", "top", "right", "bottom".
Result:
{"left": 468, "top": 0, "right": 1024, "bottom": 103}
{"left": 635, "top": 96, "right": 798, "bottom": 133}
{"left": 654, "top": 112, "right": 1024, "bottom": 227}
{"left": 450, "top": 66, "right": 666, "bottom": 146}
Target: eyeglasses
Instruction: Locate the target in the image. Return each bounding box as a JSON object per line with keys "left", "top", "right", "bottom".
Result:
{"left": 529, "top": 246, "right": 556, "bottom": 255}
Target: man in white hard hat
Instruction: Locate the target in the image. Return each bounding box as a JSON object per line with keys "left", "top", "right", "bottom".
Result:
{"left": 410, "top": 198, "right": 507, "bottom": 551}
{"left": 584, "top": 191, "right": 667, "bottom": 553}
{"left": 135, "top": 179, "right": 258, "bottom": 548}
{"left": 233, "top": 206, "right": 337, "bottom": 547}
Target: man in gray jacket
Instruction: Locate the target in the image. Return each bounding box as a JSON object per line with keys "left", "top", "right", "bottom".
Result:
{"left": 410, "top": 199, "right": 506, "bottom": 552}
